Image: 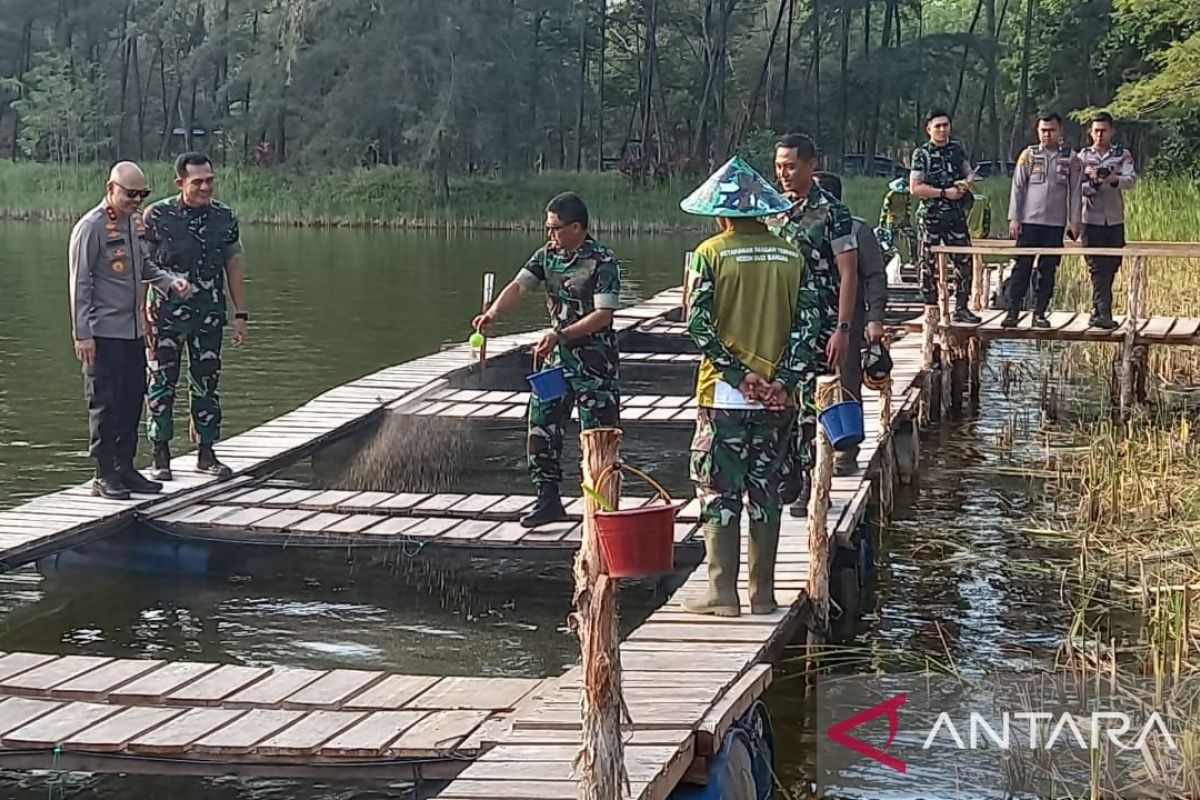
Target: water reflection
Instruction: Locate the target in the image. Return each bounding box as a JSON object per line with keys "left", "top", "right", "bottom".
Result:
{"left": 767, "top": 339, "right": 1136, "bottom": 799}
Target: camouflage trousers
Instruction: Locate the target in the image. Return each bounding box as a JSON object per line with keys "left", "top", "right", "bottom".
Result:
{"left": 527, "top": 375, "right": 619, "bottom": 485}
{"left": 918, "top": 212, "right": 972, "bottom": 306}
{"left": 690, "top": 407, "right": 797, "bottom": 526}
{"left": 145, "top": 296, "right": 224, "bottom": 445}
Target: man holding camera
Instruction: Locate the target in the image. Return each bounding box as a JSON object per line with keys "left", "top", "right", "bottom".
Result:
{"left": 1078, "top": 111, "right": 1136, "bottom": 330}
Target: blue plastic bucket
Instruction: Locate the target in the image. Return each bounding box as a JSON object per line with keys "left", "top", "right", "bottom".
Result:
{"left": 526, "top": 365, "right": 568, "bottom": 402}
{"left": 818, "top": 400, "right": 865, "bottom": 452}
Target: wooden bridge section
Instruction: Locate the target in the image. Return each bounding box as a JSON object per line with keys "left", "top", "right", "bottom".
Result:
{"left": 925, "top": 241, "right": 1200, "bottom": 413}
{"left": 0, "top": 650, "right": 544, "bottom": 779}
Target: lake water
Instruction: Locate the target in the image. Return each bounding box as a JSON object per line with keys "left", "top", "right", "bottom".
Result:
{"left": 0, "top": 221, "right": 1097, "bottom": 799}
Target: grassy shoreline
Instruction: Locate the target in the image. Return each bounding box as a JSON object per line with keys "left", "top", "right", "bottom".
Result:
{"left": 0, "top": 161, "right": 930, "bottom": 232}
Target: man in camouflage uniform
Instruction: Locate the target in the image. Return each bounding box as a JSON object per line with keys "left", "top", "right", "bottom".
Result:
{"left": 678, "top": 155, "right": 821, "bottom": 617}
{"left": 473, "top": 192, "right": 621, "bottom": 528}
{"left": 910, "top": 109, "right": 982, "bottom": 323}
{"left": 767, "top": 133, "right": 858, "bottom": 517}
{"left": 878, "top": 176, "right": 917, "bottom": 266}
{"left": 144, "top": 152, "right": 248, "bottom": 481}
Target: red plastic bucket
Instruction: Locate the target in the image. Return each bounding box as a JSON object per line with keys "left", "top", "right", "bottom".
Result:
{"left": 587, "top": 463, "right": 676, "bottom": 578}
{"left": 595, "top": 502, "right": 675, "bottom": 578}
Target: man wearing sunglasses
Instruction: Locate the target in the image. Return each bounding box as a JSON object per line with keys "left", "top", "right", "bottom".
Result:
{"left": 68, "top": 161, "right": 192, "bottom": 500}
{"left": 143, "top": 152, "right": 247, "bottom": 482}
{"left": 472, "top": 192, "right": 622, "bottom": 528}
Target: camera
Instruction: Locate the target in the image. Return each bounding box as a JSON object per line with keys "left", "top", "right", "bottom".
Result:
{"left": 1095, "top": 166, "right": 1111, "bottom": 180}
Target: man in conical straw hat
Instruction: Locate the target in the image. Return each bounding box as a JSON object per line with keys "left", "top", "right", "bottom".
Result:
{"left": 679, "top": 155, "right": 822, "bottom": 617}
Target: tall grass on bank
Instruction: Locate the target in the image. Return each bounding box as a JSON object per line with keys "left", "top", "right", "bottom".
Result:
{"left": 0, "top": 160, "right": 925, "bottom": 231}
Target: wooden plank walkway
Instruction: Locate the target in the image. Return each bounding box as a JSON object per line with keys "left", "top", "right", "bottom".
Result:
{"left": 0, "top": 287, "right": 685, "bottom": 569}
{"left": 435, "top": 334, "right": 927, "bottom": 799}
{"left": 903, "top": 312, "right": 1200, "bottom": 343}
{"left": 0, "top": 651, "right": 546, "bottom": 778}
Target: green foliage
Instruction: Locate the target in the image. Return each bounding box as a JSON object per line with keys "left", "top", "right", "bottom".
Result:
{"left": 6, "top": 48, "right": 106, "bottom": 163}
{"left": 0, "top": 0, "right": 1197, "bottom": 177}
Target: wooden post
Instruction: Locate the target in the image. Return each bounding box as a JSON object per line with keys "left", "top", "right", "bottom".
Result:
{"left": 572, "top": 428, "right": 628, "bottom": 799}
{"left": 878, "top": 375, "right": 895, "bottom": 522}
{"left": 936, "top": 250, "right": 952, "bottom": 327}
{"left": 967, "top": 336, "right": 982, "bottom": 403}
{"left": 478, "top": 273, "right": 494, "bottom": 380}
{"left": 805, "top": 376, "right": 839, "bottom": 642}
{"left": 920, "top": 304, "right": 937, "bottom": 425}
{"left": 940, "top": 337, "right": 954, "bottom": 416}
{"left": 971, "top": 253, "right": 984, "bottom": 311}
{"left": 936, "top": 249, "right": 954, "bottom": 417}
{"left": 681, "top": 251, "right": 694, "bottom": 320}
{"left": 1119, "top": 256, "right": 1147, "bottom": 415}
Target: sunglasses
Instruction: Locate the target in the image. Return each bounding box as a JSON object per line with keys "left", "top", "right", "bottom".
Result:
{"left": 115, "top": 183, "right": 151, "bottom": 200}
{"left": 545, "top": 222, "right": 577, "bottom": 233}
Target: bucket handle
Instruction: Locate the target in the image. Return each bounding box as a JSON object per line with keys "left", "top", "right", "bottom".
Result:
{"left": 592, "top": 463, "right": 673, "bottom": 507}
{"left": 828, "top": 372, "right": 861, "bottom": 407}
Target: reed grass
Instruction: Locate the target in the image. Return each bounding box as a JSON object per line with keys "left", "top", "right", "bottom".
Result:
{"left": 0, "top": 160, "right": 935, "bottom": 232}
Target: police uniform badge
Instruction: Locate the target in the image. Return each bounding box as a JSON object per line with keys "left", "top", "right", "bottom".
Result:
{"left": 1029, "top": 152, "right": 1047, "bottom": 183}
{"left": 110, "top": 246, "right": 127, "bottom": 274}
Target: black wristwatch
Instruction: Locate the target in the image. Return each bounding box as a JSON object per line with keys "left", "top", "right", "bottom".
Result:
{"left": 837, "top": 321, "right": 851, "bottom": 333}
{"left": 234, "top": 312, "right": 249, "bottom": 321}
{"left": 939, "top": 188, "right": 946, "bottom": 199}
{"left": 554, "top": 328, "right": 568, "bottom": 345}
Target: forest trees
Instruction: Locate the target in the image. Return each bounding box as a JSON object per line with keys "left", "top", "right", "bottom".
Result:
{"left": 0, "top": 0, "right": 1197, "bottom": 178}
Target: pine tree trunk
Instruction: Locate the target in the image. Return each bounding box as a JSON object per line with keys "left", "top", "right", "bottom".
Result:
{"left": 838, "top": 0, "right": 849, "bottom": 158}
{"left": 813, "top": 0, "right": 821, "bottom": 142}
{"left": 574, "top": 1, "right": 589, "bottom": 171}
{"left": 1009, "top": 0, "right": 1034, "bottom": 159}
{"left": 596, "top": 0, "right": 606, "bottom": 170}
{"left": 780, "top": 0, "right": 794, "bottom": 128}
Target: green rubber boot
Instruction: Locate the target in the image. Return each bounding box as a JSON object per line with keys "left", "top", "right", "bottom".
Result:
{"left": 681, "top": 521, "right": 741, "bottom": 617}
{"left": 748, "top": 517, "right": 781, "bottom": 614}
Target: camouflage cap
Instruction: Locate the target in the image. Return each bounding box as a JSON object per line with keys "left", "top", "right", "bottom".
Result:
{"left": 888, "top": 177, "right": 908, "bottom": 193}
{"left": 679, "top": 156, "right": 794, "bottom": 218}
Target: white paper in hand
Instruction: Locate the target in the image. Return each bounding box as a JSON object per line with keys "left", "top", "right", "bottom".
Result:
{"left": 712, "top": 379, "right": 764, "bottom": 410}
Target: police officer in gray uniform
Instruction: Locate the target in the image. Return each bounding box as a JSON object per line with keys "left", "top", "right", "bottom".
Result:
{"left": 814, "top": 171, "right": 889, "bottom": 477}
{"left": 1003, "top": 112, "right": 1082, "bottom": 328}
{"left": 1078, "top": 111, "right": 1136, "bottom": 330}
{"left": 69, "top": 162, "right": 191, "bottom": 500}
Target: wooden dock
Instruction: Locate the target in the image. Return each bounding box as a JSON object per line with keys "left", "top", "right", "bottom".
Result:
{"left": 0, "top": 290, "right": 682, "bottom": 567}
{"left": 147, "top": 481, "right": 705, "bottom": 553}
{"left": 0, "top": 283, "right": 931, "bottom": 796}
{"left": 0, "top": 650, "right": 546, "bottom": 779}
{"left": 905, "top": 309, "right": 1200, "bottom": 343}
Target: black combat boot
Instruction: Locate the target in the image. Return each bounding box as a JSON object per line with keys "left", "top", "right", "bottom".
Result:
{"left": 1000, "top": 309, "right": 1021, "bottom": 328}
{"left": 788, "top": 474, "right": 811, "bottom": 518}
{"left": 953, "top": 301, "right": 983, "bottom": 324}
{"left": 151, "top": 441, "right": 173, "bottom": 481}
{"left": 117, "top": 464, "right": 163, "bottom": 494}
{"left": 1032, "top": 310, "right": 1051, "bottom": 329}
{"left": 1089, "top": 303, "right": 1118, "bottom": 330}
{"left": 92, "top": 470, "right": 131, "bottom": 501}
{"left": 520, "top": 483, "right": 568, "bottom": 528}
{"left": 197, "top": 444, "right": 233, "bottom": 480}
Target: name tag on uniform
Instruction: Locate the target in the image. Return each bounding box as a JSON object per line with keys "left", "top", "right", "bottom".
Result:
{"left": 712, "top": 380, "right": 764, "bottom": 410}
